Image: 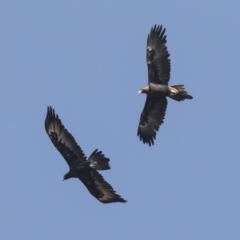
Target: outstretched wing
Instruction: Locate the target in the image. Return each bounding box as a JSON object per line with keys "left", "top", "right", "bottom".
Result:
{"left": 147, "top": 25, "right": 171, "bottom": 85}
{"left": 45, "top": 106, "right": 87, "bottom": 166}
{"left": 137, "top": 96, "right": 167, "bottom": 146}
{"left": 79, "top": 170, "right": 127, "bottom": 203}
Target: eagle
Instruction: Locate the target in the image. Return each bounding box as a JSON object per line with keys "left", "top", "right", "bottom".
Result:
{"left": 137, "top": 25, "right": 193, "bottom": 146}
{"left": 45, "top": 106, "right": 126, "bottom": 204}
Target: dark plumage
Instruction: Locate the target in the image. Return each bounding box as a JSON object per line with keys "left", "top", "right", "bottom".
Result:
{"left": 45, "top": 106, "right": 126, "bottom": 204}
{"left": 138, "top": 25, "right": 193, "bottom": 146}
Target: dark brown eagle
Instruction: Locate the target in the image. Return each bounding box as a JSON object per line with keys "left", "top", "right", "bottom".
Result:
{"left": 45, "top": 106, "right": 126, "bottom": 204}
{"left": 137, "top": 25, "right": 193, "bottom": 146}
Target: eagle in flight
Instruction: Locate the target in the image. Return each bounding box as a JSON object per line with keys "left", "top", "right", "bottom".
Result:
{"left": 45, "top": 106, "right": 126, "bottom": 203}
{"left": 138, "top": 25, "right": 193, "bottom": 146}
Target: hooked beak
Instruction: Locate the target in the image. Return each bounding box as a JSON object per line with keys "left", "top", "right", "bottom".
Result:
{"left": 138, "top": 90, "right": 143, "bottom": 94}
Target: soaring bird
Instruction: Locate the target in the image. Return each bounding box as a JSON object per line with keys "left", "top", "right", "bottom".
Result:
{"left": 45, "top": 106, "right": 126, "bottom": 204}
{"left": 137, "top": 25, "right": 193, "bottom": 146}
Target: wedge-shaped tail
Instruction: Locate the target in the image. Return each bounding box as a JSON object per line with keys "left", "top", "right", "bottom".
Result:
{"left": 169, "top": 85, "right": 193, "bottom": 101}
{"left": 87, "top": 149, "right": 110, "bottom": 170}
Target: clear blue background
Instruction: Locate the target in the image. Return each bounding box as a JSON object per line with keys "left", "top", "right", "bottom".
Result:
{"left": 1, "top": 1, "right": 240, "bottom": 239}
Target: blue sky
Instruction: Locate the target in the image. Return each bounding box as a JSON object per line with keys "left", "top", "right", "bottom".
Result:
{"left": 1, "top": 1, "right": 240, "bottom": 239}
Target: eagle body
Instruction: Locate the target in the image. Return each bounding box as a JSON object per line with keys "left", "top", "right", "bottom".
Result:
{"left": 63, "top": 161, "right": 91, "bottom": 180}
{"left": 139, "top": 83, "right": 169, "bottom": 95}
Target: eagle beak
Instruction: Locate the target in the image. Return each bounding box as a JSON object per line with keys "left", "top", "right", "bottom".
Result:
{"left": 138, "top": 90, "right": 143, "bottom": 94}
{"left": 62, "top": 177, "right": 65, "bottom": 181}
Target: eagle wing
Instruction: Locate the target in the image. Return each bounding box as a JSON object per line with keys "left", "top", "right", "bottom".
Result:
{"left": 147, "top": 25, "right": 171, "bottom": 85}
{"left": 79, "top": 170, "right": 126, "bottom": 203}
{"left": 138, "top": 95, "right": 167, "bottom": 146}
{"left": 45, "top": 106, "right": 87, "bottom": 166}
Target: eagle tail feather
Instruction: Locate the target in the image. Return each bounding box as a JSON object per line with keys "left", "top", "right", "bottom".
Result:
{"left": 169, "top": 85, "right": 193, "bottom": 101}
{"left": 88, "top": 149, "right": 110, "bottom": 170}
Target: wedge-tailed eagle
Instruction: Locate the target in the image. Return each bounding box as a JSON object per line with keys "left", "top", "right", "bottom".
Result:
{"left": 138, "top": 25, "right": 193, "bottom": 146}
{"left": 45, "top": 106, "right": 126, "bottom": 203}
